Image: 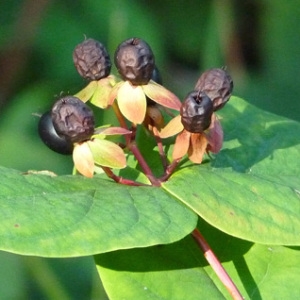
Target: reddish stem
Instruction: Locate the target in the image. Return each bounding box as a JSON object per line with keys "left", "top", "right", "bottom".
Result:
{"left": 112, "top": 101, "right": 160, "bottom": 186}
{"left": 101, "top": 167, "right": 149, "bottom": 186}
{"left": 159, "top": 158, "right": 181, "bottom": 182}
{"left": 129, "top": 143, "right": 161, "bottom": 186}
{"left": 192, "top": 228, "right": 243, "bottom": 300}
{"left": 152, "top": 126, "right": 168, "bottom": 171}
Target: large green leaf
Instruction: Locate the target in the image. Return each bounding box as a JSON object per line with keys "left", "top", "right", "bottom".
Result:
{"left": 0, "top": 167, "right": 197, "bottom": 257}
{"left": 95, "top": 236, "right": 225, "bottom": 300}
{"left": 95, "top": 220, "right": 300, "bottom": 300}
{"left": 163, "top": 96, "right": 300, "bottom": 245}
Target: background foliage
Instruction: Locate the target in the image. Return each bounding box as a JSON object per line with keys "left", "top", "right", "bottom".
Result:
{"left": 0, "top": 0, "right": 299, "bottom": 299}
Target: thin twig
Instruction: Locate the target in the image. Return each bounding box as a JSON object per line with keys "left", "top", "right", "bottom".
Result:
{"left": 152, "top": 126, "right": 168, "bottom": 171}
{"left": 112, "top": 101, "right": 160, "bottom": 186}
{"left": 101, "top": 166, "right": 149, "bottom": 186}
{"left": 192, "top": 228, "right": 244, "bottom": 300}
{"left": 159, "top": 158, "right": 181, "bottom": 182}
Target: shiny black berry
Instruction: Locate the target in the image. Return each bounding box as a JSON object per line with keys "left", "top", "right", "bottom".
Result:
{"left": 114, "top": 37, "right": 155, "bottom": 85}
{"left": 51, "top": 96, "right": 95, "bottom": 143}
{"left": 73, "top": 38, "right": 111, "bottom": 81}
{"left": 195, "top": 68, "right": 233, "bottom": 111}
{"left": 38, "top": 111, "right": 73, "bottom": 155}
{"left": 180, "top": 91, "right": 213, "bottom": 133}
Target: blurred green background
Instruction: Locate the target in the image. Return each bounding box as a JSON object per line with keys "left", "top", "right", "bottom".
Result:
{"left": 0, "top": 0, "right": 299, "bottom": 299}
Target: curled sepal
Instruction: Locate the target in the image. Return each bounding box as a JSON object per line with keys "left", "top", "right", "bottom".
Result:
{"left": 94, "top": 126, "right": 131, "bottom": 136}
{"left": 205, "top": 113, "right": 223, "bottom": 153}
{"left": 74, "top": 81, "right": 98, "bottom": 102}
{"left": 73, "top": 142, "right": 94, "bottom": 178}
{"left": 88, "top": 139, "right": 126, "bottom": 169}
{"left": 188, "top": 133, "right": 208, "bottom": 164}
{"left": 143, "top": 80, "right": 182, "bottom": 111}
{"left": 117, "top": 81, "right": 146, "bottom": 124}
{"left": 90, "top": 76, "right": 116, "bottom": 109}
{"left": 159, "top": 115, "right": 183, "bottom": 138}
{"left": 172, "top": 129, "right": 191, "bottom": 160}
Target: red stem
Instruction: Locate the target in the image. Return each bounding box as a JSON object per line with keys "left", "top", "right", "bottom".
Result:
{"left": 192, "top": 228, "right": 244, "bottom": 300}
{"left": 112, "top": 101, "right": 160, "bottom": 186}
{"left": 159, "top": 159, "right": 181, "bottom": 182}
{"left": 101, "top": 167, "right": 149, "bottom": 186}
{"left": 152, "top": 126, "right": 168, "bottom": 171}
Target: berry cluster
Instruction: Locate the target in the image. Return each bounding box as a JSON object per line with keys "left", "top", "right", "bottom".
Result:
{"left": 38, "top": 37, "right": 233, "bottom": 185}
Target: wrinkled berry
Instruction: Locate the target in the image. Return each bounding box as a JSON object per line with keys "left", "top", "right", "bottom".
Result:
{"left": 180, "top": 91, "right": 213, "bottom": 133}
{"left": 38, "top": 111, "right": 73, "bottom": 155}
{"left": 114, "top": 37, "right": 155, "bottom": 85}
{"left": 51, "top": 96, "right": 95, "bottom": 143}
{"left": 195, "top": 68, "right": 233, "bottom": 111}
{"left": 73, "top": 38, "right": 111, "bottom": 81}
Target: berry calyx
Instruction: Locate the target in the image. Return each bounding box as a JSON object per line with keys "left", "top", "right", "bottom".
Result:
{"left": 146, "top": 66, "right": 163, "bottom": 106}
{"left": 73, "top": 38, "right": 111, "bottom": 81}
{"left": 195, "top": 68, "right": 233, "bottom": 111}
{"left": 51, "top": 96, "right": 95, "bottom": 143}
{"left": 114, "top": 37, "right": 155, "bottom": 85}
{"left": 180, "top": 91, "right": 213, "bottom": 133}
{"left": 38, "top": 111, "right": 73, "bottom": 155}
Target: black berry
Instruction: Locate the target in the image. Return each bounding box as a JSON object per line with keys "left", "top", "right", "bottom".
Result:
{"left": 195, "top": 68, "right": 233, "bottom": 111}
{"left": 73, "top": 38, "right": 111, "bottom": 81}
{"left": 51, "top": 96, "right": 95, "bottom": 143}
{"left": 180, "top": 91, "right": 213, "bottom": 133}
{"left": 114, "top": 37, "right": 155, "bottom": 85}
{"left": 38, "top": 111, "right": 73, "bottom": 155}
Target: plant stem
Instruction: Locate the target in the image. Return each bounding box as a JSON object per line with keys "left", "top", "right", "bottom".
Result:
{"left": 22, "top": 256, "right": 70, "bottom": 300}
{"left": 101, "top": 166, "right": 149, "bottom": 186}
{"left": 159, "top": 158, "right": 181, "bottom": 182}
{"left": 152, "top": 126, "right": 168, "bottom": 170}
{"left": 129, "top": 143, "right": 161, "bottom": 186}
{"left": 192, "top": 228, "right": 244, "bottom": 300}
{"left": 112, "top": 101, "right": 160, "bottom": 186}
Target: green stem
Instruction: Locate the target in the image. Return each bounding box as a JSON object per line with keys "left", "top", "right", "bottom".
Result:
{"left": 22, "top": 256, "right": 70, "bottom": 300}
{"left": 192, "top": 228, "right": 243, "bottom": 300}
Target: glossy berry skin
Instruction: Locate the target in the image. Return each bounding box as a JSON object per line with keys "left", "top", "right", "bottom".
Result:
{"left": 73, "top": 38, "right": 111, "bottom": 81}
{"left": 195, "top": 68, "right": 233, "bottom": 111}
{"left": 38, "top": 111, "right": 73, "bottom": 155}
{"left": 180, "top": 91, "right": 214, "bottom": 133}
{"left": 114, "top": 37, "right": 155, "bottom": 85}
{"left": 51, "top": 96, "right": 95, "bottom": 143}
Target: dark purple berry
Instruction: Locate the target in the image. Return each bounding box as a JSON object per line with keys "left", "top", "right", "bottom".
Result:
{"left": 180, "top": 91, "right": 213, "bottom": 133}
{"left": 51, "top": 96, "right": 95, "bottom": 143}
{"left": 73, "top": 38, "right": 111, "bottom": 81}
{"left": 195, "top": 68, "right": 233, "bottom": 111}
{"left": 114, "top": 37, "right": 155, "bottom": 85}
{"left": 38, "top": 111, "right": 73, "bottom": 155}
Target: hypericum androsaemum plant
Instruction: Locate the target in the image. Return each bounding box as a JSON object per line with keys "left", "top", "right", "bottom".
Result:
{"left": 1, "top": 36, "right": 300, "bottom": 299}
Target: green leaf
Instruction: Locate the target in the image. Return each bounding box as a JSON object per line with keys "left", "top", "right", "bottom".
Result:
{"left": 96, "top": 219, "right": 300, "bottom": 300}
{"left": 162, "top": 96, "right": 300, "bottom": 245}
{"left": 0, "top": 167, "right": 197, "bottom": 257}
{"left": 95, "top": 236, "right": 225, "bottom": 300}
{"left": 199, "top": 219, "right": 300, "bottom": 299}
